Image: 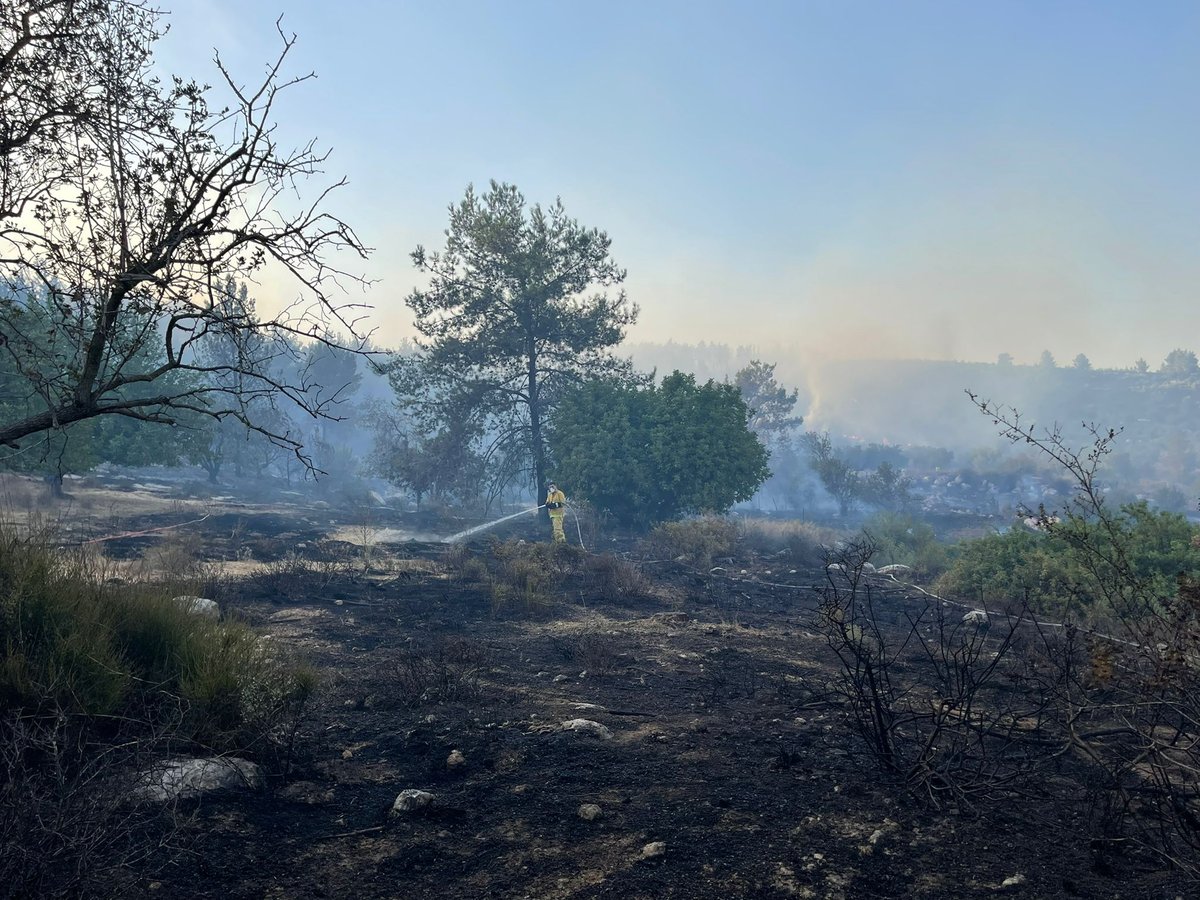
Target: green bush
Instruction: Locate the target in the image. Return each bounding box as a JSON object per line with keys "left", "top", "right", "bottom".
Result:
{"left": 935, "top": 502, "right": 1200, "bottom": 617}
{"left": 550, "top": 372, "right": 770, "bottom": 527}
{"left": 862, "top": 511, "right": 951, "bottom": 578}
{"left": 0, "top": 531, "right": 314, "bottom": 750}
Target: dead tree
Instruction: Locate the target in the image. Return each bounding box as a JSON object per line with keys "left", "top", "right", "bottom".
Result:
{"left": 969, "top": 391, "right": 1200, "bottom": 877}
{"left": 0, "top": 1, "right": 370, "bottom": 465}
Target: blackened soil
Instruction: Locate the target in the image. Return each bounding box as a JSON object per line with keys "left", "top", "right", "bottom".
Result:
{"left": 133, "top": 530, "right": 1187, "bottom": 900}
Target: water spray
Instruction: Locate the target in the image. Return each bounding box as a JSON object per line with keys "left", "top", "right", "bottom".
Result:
{"left": 440, "top": 505, "right": 545, "bottom": 543}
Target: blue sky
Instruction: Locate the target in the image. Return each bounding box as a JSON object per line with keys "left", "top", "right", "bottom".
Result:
{"left": 161, "top": 1, "right": 1200, "bottom": 367}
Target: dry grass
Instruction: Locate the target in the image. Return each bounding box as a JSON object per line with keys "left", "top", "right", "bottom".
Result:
{"left": 739, "top": 517, "right": 843, "bottom": 567}
{"left": 642, "top": 515, "right": 739, "bottom": 568}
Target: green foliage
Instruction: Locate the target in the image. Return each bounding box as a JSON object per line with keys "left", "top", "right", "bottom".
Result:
{"left": 392, "top": 181, "right": 638, "bottom": 501}
{"left": 861, "top": 511, "right": 950, "bottom": 577}
{"left": 551, "top": 372, "right": 770, "bottom": 527}
{"left": 734, "top": 360, "right": 802, "bottom": 436}
{"left": 801, "top": 431, "right": 860, "bottom": 516}
{"left": 936, "top": 502, "right": 1200, "bottom": 616}
{"left": 860, "top": 461, "right": 914, "bottom": 512}
{"left": 0, "top": 532, "right": 314, "bottom": 750}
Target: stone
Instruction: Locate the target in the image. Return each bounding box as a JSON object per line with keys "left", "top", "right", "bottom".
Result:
{"left": 578, "top": 803, "right": 602, "bottom": 821}
{"left": 640, "top": 841, "right": 667, "bottom": 860}
{"left": 173, "top": 595, "right": 219, "bottom": 619}
{"left": 553, "top": 674, "right": 569, "bottom": 683}
{"left": 962, "top": 609, "right": 989, "bottom": 626}
{"left": 998, "top": 874, "right": 1026, "bottom": 890}
{"left": 559, "top": 719, "right": 614, "bottom": 740}
{"left": 133, "top": 757, "right": 263, "bottom": 802}
{"left": 447, "top": 749, "right": 466, "bottom": 768}
{"left": 390, "top": 789, "right": 435, "bottom": 816}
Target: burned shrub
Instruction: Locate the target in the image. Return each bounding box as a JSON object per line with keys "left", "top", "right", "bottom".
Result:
{"left": 550, "top": 626, "right": 622, "bottom": 676}
{"left": 580, "top": 554, "right": 652, "bottom": 603}
{"left": 485, "top": 540, "right": 577, "bottom": 616}
{"left": 390, "top": 637, "right": 492, "bottom": 707}
{"left": 441, "top": 542, "right": 489, "bottom": 584}
{"left": 817, "top": 538, "right": 1058, "bottom": 809}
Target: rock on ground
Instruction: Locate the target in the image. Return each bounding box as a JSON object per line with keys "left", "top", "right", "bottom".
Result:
{"left": 578, "top": 803, "right": 602, "bottom": 821}
{"left": 133, "top": 757, "right": 262, "bottom": 802}
{"left": 559, "top": 719, "right": 614, "bottom": 740}
{"left": 640, "top": 841, "right": 667, "bottom": 860}
{"left": 390, "top": 789, "right": 435, "bottom": 816}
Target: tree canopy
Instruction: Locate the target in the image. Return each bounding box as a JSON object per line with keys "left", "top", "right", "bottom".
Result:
{"left": 550, "top": 372, "right": 769, "bottom": 527}
{"left": 389, "top": 181, "right": 638, "bottom": 499}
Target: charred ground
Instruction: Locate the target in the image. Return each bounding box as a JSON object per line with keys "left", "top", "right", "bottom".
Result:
{"left": 2, "top": 479, "right": 1190, "bottom": 899}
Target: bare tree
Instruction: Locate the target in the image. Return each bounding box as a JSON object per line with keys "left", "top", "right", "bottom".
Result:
{"left": 968, "top": 391, "right": 1200, "bottom": 876}
{"left": 0, "top": 2, "right": 370, "bottom": 464}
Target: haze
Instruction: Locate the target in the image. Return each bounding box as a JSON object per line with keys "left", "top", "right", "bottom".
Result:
{"left": 162, "top": 0, "right": 1200, "bottom": 368}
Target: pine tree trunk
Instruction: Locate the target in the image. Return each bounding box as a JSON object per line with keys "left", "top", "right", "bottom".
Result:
{"left": 527, "top": 350, "right": 547, "bottom": 521}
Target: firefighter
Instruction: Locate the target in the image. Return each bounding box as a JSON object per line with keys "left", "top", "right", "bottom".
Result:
{"left": 545, "top": 481, "right": 567, "bottom": 543}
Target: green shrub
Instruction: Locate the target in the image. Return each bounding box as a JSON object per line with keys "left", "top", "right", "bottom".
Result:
{"left": 861, "top": 512, "right": 951, "bottom": 578}
{"left": 0, "top": 531, "right": 315, "bottom": 751}
{"left": 935, "top": 503, "right": 1200, "bottom": 617}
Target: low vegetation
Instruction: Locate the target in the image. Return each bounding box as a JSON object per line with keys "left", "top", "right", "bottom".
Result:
{"left": 0, "top": 529, "right": 315, "bottom": 897}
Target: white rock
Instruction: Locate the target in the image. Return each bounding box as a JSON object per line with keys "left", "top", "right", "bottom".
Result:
{"left": 640, "top": 841, "right": 667, "bottom": 860}
{"left": 998, "top": 874, "right": 1026, "bottom": 889}
{"left": 390, "top": 789, "right": 435, "bottom": 815}
{"left": 876, "top": 564, "right": 912, "bottom": 576}
{"left": 962, "top": 609, "right": 989, "bottom": 626}
{"left": 552, "top": 674, "right": 569, "bottom": 683}
{"left": 133, "top": 757, "right": 262, "bottom": 802}
{"left": 559, "top": 719, "right": 614, "bottom": 740}
{"left": 861, "top": 562, "right": 877, "bottom": 574}
{"left": 578, "top": 803, "right": 602, "bottom": 821}
{"left": 447, "top": 749, "right": 466, "bottom": 768}
{"left": 173, "top": 595, "right": 219, "bottom": 619}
